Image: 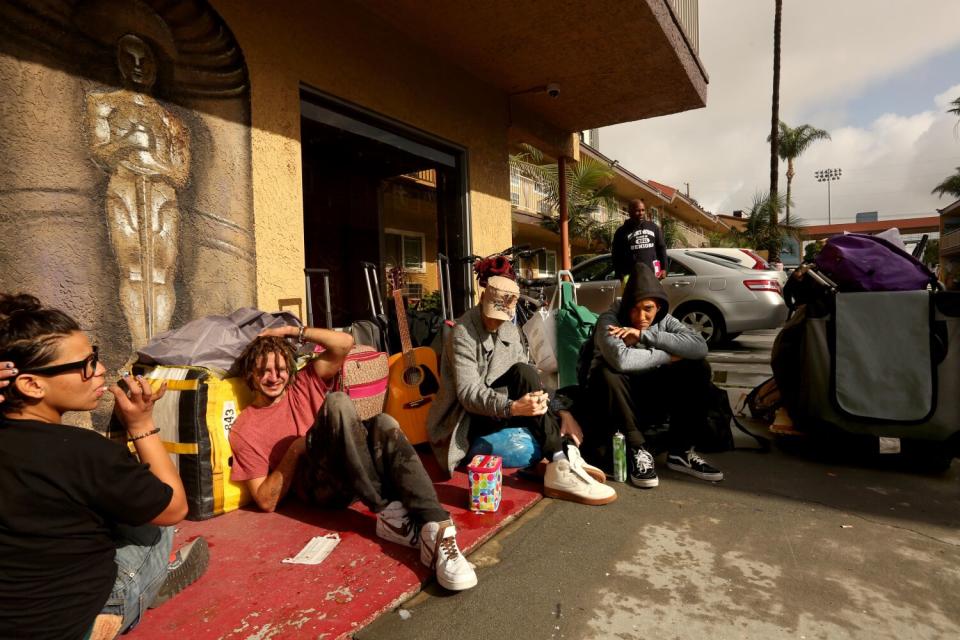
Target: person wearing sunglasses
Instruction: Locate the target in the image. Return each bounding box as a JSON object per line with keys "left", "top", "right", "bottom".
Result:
{"left": 0, "top": 293, "right": 207, "bottom": 639}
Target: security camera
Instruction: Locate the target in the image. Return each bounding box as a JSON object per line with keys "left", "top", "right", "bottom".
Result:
{"left": 546, "top": 83, "right": 561, "bottom": 98}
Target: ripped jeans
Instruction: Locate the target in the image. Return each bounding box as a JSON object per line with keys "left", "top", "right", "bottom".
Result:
{"left": 296, "top": 392, "right": 449, "bottom": 525}
{"left": 101, "top": 524, "right": 173, "bottom": 633}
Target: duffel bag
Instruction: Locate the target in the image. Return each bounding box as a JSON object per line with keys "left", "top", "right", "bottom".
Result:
{"left": 109, "top": 364, "right": 254, "bottom": 520}
{"left": 814, "top": 233, "right": 937, "bottom": 292}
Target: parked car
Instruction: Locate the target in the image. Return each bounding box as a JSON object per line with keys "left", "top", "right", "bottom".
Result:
{"left": 687, "top": 247, "right": 789, "bottom": 287}
{"left": 530, "top": 250, "right": 788, "bottom": 347}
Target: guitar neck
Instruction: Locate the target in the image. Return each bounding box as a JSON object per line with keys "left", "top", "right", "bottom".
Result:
{"left": 392, "top": 291, "right": 415, "bottom": 358}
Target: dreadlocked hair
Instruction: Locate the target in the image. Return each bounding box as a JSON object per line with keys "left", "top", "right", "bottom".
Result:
{"left": 0, "top": 293, "right": 81, "bottom": 411}
{"left": 235, "top": 336, "right": 298, "bottom": 391}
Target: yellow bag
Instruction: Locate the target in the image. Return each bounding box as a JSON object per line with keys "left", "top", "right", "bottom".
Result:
{"left": 111, "top": 365, "right": 254, "bottom": 520}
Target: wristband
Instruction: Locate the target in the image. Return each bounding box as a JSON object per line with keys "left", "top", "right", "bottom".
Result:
{"left": 506, "top": 399, "right": 514, "bottom": 418}
{"left": 128, "top": 427, "right": 160, "bottom": 442}
{"left": 297, "top": 325, "right": 306, "bottom": 344}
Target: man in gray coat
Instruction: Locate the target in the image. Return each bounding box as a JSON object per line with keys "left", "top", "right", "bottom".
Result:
{"left": 588, "top": 264, "right": 723, "bottom": 489}
{"left": 427, "top": 276, "right": 615, "bottom": 505}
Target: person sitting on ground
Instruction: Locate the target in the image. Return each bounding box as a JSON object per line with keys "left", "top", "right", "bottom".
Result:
{"left": 228, "top": 325, "right": 477, "bottom": 592}
{"left": 427, "top": 275, "right": 616, "bottom": 505}
{"left": 587, "top": 264, "right": 723, "bottom": 488}
{"left": 0, "top": 293, "right": 208, "bottom": 640}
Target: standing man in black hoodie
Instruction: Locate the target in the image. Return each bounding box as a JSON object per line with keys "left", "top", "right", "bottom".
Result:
{"left": 612, "top": 199, "right": 668, "bottom": 281}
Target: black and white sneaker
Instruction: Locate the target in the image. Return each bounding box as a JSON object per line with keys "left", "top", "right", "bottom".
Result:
{"left": 666, "top": 449, "right": 724, "bottom": 482}
{"left": 628, "top": 447, "right": 659, "bottom": 488}
{"left": 150, "top": 537, "right": 210, "bottom": 608}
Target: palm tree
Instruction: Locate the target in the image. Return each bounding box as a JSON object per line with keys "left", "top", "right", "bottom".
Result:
{"left": 768, "top": 122, "right": 831, "bottom": 225}
{"left": 950, "top": 96, "right": 960, "bottom": 117}
{"left": 932, "top": 168, "right": 960, "bottom": 199}
{"left": 741, "top": 191, "right": 786, "bottom": 259}
{"left": 767, "top": 0, "right": 783, "bottom": 262}
{"left": 510, "top": 144, "right": 619, "bottom": 250}
{"left": 933, "top": 95, "right": 960, "bottom": 198}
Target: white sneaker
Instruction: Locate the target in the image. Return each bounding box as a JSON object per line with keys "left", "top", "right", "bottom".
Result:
{"left": 420, "top": 520, "right": 478, "bottom": 591}
{"left": 544, "top": 447, "right": 618, "bottom": 506}
{"left": 375, "top": 501, "right": 419, "bottom": 548}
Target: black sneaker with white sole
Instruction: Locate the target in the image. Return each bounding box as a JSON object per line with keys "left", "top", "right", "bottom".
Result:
{"left": 628, "top": 447, "right": 659, "bottom": 488}
{"left": 666, "top": 449, "right": 724, "bottom": 482}
{"left": 150, "top": 536, "right": 210, "bottom": 608}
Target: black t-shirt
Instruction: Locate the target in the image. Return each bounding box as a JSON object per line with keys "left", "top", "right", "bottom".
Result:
{"left": 0, "top": 418, "right": 173, "bottom": 640}
{"left": 612, "top": 218, "right": 668, "bottom": 280}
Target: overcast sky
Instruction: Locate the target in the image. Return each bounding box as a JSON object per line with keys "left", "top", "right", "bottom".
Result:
{"left": 599, "top": 1, "right": 960, "bottom": 224}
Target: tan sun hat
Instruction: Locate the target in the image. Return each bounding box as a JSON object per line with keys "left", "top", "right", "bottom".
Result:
{"left": 481, "top": 275, "right": 520, "bottom": 321}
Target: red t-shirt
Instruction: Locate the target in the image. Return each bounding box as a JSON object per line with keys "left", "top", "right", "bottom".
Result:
{"left": 229, "top": 366, "right": 330, "bottom": 482}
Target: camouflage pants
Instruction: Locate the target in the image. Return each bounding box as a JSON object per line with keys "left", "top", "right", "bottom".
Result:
{"left": 295, "top": 392, "right": 449, "bottom": 525}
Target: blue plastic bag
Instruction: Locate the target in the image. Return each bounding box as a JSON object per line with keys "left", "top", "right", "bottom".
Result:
{"left": 466, "top": 427, "right": 542, "bottom": 469}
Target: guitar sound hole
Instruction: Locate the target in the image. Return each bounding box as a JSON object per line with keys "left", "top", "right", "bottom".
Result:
{"left": 403, "top": 367, "right": 424, "bottom": 386}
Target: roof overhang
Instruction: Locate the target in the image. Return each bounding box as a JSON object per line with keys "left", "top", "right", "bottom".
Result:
{"left": 357, "top": 0, "right": 708, "bottom": 138}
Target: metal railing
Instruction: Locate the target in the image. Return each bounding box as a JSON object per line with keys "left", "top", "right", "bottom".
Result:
{"left": 675, "top": 219, "right": 709, "bottom": 247}
{"left": 942, "top": 228, "right": 960, "bottom": 254}
{"left": 667, "top": 0, "right": 699, "bottom": 56}
{"left": 403, "top": 169, "right": 437, "bottom": 185}
{"left": 510, "top": 173, "right": 553, "bottom": 215}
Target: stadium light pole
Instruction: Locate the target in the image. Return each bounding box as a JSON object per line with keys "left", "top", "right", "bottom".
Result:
{"left": 814, "top": 168, "right": 842, "bottom": 225}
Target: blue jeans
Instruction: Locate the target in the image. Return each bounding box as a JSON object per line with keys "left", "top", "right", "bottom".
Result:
{"left": 102, "top": 524, "right": 173, "bottom": 633}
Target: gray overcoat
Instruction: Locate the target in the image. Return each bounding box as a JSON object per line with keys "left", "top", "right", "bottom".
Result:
{"left": 426, "top": 306, "right": 529, "bottom": 476}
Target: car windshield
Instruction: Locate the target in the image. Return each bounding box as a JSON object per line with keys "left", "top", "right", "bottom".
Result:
{"left": 574, "top": 256, "right": 614, "bottom": 281}
{"left": 685, "top": 251, "right": 754, "bottom": 271}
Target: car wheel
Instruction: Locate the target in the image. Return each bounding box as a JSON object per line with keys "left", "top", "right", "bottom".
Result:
{"left": 678, "top": 305, "right": 725, "bottom": 347}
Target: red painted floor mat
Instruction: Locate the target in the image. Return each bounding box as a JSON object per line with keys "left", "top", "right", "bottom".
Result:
{"left": 132, "top": 453, "right": 542, "bottom": 639}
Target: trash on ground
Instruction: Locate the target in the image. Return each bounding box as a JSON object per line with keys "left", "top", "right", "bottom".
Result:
{"left": 398, "top": 609, "right": 411, "bottom": 620}
{"left": 282, "top": 533, "right": 340, "bottom": 565}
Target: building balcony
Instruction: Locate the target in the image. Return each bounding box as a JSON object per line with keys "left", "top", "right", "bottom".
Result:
{"left": 942, "top": 228, "right": 960, "bottom": 256}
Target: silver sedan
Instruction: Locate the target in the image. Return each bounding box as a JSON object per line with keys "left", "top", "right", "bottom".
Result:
{"left": 534, "top": 249, "right": 788, "bottom": 347}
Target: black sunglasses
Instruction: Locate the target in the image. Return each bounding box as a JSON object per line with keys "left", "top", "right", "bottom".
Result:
{"left": 19, "top": 346, "right": 100, "bottom": 380}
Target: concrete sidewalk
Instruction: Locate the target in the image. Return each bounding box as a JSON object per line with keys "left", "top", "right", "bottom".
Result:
{"left": 357, "top": 429, "right": 960, "bottom": 639}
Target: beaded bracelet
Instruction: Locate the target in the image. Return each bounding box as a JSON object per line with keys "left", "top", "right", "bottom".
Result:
{"left": 128, "top": 427, "right": 160, "bottom": 442}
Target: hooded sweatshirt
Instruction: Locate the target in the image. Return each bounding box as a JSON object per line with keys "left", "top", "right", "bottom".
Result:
{"left": 612, "top": 216, "right": 668, "bottom": 279}
{"left": 593, "top": 263, "right": 707, "bottom": 372}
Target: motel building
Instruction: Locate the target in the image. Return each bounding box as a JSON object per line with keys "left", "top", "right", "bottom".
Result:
{"left": 0, "top": 0, "right": 708, "bottom": 428}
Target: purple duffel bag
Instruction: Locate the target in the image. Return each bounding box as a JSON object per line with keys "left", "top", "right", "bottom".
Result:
{"left": 815, "top": 233, "right": 937, "bottom": 292}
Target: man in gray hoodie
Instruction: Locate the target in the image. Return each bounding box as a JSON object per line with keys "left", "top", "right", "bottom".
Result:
{"left": 588, "top": 264, "right": 723, "bottom": 488}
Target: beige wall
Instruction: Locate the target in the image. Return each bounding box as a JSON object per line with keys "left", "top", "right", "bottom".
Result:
{"left": 212, "top": 0, "right": 513, "bottom": 311}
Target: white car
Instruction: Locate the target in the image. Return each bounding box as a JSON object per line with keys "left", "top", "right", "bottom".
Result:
{"left": 687, "top": 247, "right": 789, "bottom": 287}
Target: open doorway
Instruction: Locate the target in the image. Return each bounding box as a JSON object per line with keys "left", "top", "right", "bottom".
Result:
{"left": 300, "top": 89, "right": 471, "bottom": 329}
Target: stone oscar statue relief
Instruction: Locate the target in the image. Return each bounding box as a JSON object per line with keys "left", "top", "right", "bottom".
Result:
{"left": 86, "top": 34, "right": 190, "bottom": 348}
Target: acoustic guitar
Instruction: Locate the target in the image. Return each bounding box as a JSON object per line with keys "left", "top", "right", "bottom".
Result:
{"left": 385, "top": 267, "right": 440, "bottom": 444}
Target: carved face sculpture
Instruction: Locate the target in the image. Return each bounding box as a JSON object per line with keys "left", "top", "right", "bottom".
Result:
{"left": 117, "top": 34, "right": 157, "bottom": 89}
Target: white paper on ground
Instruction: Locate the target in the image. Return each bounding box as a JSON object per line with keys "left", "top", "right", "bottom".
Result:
{"left": 282, "top": 533, "right": 340, "bottom": 565}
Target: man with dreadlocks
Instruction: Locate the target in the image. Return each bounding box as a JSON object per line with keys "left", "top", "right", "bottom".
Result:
{"left": 228, "top": 326, "right": 477, "bottom": 592}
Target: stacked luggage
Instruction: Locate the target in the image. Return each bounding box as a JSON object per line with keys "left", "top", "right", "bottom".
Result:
{"left": 773, "top": 233, "right": 959, "bottom": 467}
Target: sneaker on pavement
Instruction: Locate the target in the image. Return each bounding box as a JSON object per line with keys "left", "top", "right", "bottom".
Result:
{"left": 150, "top": 536, "right": 209, "bottom": 608}
{"left": 628, "top": 447, "right": 659, "bottom": 488}
{"left": 375, "top": 501, "right": 420, "bottom": 548}
{"left": 666, "top": 448, "right": 724, "bottom": 482}
{"left": 420, "top": 520, "right": 478, "bottom": 591}
{"left": 544, "top": 448, "right": 618, "bottom": 505}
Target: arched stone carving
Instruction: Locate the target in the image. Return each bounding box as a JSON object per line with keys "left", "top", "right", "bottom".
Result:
{"left": 0, "top": 0, "right": 255, "bottom": 426}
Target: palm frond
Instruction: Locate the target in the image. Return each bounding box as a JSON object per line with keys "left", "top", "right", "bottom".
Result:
{"left": 931, "top": 168, "right": 960, "bottom": 199}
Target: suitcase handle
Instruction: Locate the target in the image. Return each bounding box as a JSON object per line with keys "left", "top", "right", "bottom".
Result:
{"left": 304, "top": 268, "right": 332, "bottom": 329}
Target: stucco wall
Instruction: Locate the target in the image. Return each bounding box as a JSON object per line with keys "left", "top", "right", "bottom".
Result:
{"left": 211, "top": 0, "right": 513, "bottom": 311}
